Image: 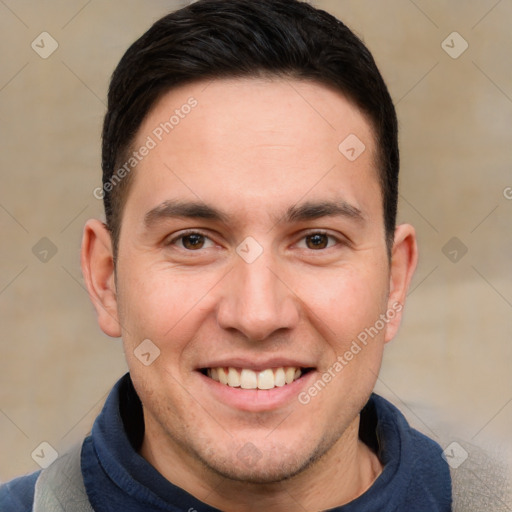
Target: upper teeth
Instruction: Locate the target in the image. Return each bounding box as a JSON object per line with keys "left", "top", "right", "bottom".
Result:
{"left": 207, "top": 367, "right": 302, "bottom": 390}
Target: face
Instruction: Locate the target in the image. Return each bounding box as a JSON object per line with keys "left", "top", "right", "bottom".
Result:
{"left": 83, "top": 77, "right": 416, "bottom": 485}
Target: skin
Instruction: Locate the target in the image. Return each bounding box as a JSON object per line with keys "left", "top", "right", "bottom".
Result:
{"left": 81, "top": 78, "right": 417, "bottom": 511}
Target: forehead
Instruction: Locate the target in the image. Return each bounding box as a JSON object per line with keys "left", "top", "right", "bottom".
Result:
{"left": 127, "top": 77, "right": 380, "bottom": 223}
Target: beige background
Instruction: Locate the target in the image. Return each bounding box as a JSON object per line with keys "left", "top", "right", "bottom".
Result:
{"left": 0, "top": 0, "right": 511, "bottom": 484}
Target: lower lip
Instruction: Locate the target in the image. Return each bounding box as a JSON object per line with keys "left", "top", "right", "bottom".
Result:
{"left": 196, "top": 370, "right": 317, "bottom": 412}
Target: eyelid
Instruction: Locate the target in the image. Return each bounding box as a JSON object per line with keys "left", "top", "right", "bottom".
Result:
{"left": 164, "top": 228, "right": 349, "bottom": 251}
{"left": 295, "top": 229, "right": 345, "bottom": 249}
{"left": 165, "top": 229, "right": 216, "bottom": 247}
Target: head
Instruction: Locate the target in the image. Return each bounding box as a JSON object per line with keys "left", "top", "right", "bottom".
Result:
{"left": 82, "top": 0, "right": 417, "bottom": 489}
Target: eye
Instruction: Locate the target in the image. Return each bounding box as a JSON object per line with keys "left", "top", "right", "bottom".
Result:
{"left": 297, "top": 232, "right": 339, "bottom": 250}
{"left": 168, "top": 231, "right": 215, "bottom": 251}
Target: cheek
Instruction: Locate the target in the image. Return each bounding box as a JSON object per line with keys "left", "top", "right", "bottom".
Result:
{"left": 116, "top": 263, "right": 219, "bottom": 351}
{"left": 295, "top": 264, "right": 389, "bottom": 341}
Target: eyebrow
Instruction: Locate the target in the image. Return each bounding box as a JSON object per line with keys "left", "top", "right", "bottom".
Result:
{"left": 284, "top": 200, "right": 364, "bottom": 224}
{"left": 143, "top": 199, "right": 364, "bottom": 228}
{"left": 144, "top": 200, "right": 230, "bottom": 227}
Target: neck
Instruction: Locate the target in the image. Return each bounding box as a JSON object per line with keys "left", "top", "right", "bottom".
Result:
{"left": 140, "top": 414, "right": 383, "bottom": 511}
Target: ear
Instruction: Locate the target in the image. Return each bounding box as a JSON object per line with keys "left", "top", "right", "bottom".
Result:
{"left": 81, "top": 219, "right": 121, "bottom": 338}
{"left": 384, "top": 223, "right": 418, "bottom": 343}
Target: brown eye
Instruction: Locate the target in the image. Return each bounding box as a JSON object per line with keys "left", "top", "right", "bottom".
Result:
{"left": 181, "top": 233, "right": 206, "bottom": 250}
{"left": 166, "top": 231, "right": 216, "bottom": 251}
{"left": 305, "top": 233, "right": 329, "bottom": 250}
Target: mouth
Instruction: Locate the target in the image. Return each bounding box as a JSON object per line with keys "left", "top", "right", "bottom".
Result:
{"left": 199, "top": 366, "right": 315, "bottom": 391}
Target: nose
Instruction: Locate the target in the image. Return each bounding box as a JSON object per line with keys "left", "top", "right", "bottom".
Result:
{"left": 216, "top": 252, "right": 300, "bottom": 341}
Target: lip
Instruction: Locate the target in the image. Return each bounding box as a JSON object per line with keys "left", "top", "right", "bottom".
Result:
{"left": 196, "top": 357, "right": 314, "bottom": 372}
{"left": 195, "top": 368, "right": 317, "bottom": 412}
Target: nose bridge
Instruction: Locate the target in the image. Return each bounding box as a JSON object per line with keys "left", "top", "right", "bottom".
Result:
{"left": 217, "top": 248, "right": 298, "bottom": 340}
{"left": 243, "top": 256, "right": 279, "bottom": 311}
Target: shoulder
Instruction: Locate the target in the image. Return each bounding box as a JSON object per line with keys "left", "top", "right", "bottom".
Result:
{"left": 405, "top": 428, "right": 452, "bottom": 510}
{"left": 446, "top": 439, "right": 512, "bottom": 512}
{"left": 0, "top": 471, "right": 40, "bottom": 512}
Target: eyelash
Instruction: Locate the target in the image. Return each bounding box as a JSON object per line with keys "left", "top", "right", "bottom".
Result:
{"left": 166, "top": 229, "right": 344, "bottom": 251}
{"left": 167, "top": 229, "right": 215, "bottom": 250}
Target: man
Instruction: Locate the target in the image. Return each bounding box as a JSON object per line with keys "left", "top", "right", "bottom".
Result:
{"left": 0, "top": 0, "right": 453, "bottom": 510}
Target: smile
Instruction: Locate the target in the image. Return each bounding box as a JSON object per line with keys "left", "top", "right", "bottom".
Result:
{"left": 201, "top": 366, "right": 313, "bottom": 390}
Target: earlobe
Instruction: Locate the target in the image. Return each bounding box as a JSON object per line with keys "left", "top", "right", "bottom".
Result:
{"left": 384, "top": 224, "right": 418, "bottom": 343}
{"left": 80, "top": 219, "right": 122, "bottom": 338}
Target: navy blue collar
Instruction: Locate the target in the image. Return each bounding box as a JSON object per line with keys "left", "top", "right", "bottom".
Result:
{"left": 81, "top": 373, "right": 451, "bottom": 511}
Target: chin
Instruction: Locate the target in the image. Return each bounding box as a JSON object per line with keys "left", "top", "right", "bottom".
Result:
{"left": 202, "top": 455, "right": 308, "bottom": 484}
{"left": 193, "top": 435, "right": 331, "bottom": 485}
